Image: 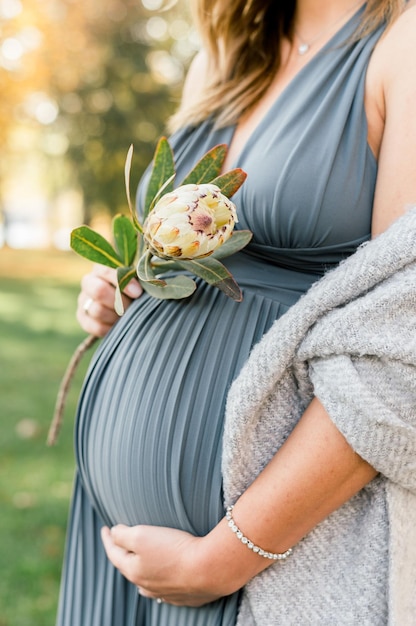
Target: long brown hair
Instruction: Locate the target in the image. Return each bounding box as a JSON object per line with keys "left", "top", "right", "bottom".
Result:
{"left": 169, "top": 0, "right": 404, "bottom": 131}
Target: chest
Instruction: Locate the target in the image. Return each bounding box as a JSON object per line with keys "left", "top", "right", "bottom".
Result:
{"left": 223, "top": 37, "right": 385, "bottom": 172}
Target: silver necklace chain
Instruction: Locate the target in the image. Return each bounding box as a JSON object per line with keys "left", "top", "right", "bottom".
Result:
{"left": 294, "top": 0, "right": 364, "bottom": 56}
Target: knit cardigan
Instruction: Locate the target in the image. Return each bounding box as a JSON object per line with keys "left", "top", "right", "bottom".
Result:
{"left": 222, "top": 208, "right": 416, "bottom": 625}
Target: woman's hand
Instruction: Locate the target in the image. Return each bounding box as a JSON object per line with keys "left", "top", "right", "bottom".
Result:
{"left": 77, "top": 264, "right": 143, "bottom": 337}
{"left": 101, "top": 524, "right": 229, "bottom": 607}
{"left": 100, "top": 399, "right": 380, "bottom": 609}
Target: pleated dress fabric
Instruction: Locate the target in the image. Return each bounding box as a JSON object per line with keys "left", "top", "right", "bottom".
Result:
{"left": 57, "top": 9, "right": 385, "bottom": 626}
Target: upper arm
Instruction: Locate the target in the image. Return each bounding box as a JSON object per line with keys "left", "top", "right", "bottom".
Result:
{"left": 371, "top": 5, "right": 416, "bottom": 236}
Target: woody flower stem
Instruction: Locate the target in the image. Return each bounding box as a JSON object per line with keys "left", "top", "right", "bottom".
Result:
{"left": 47, "top": 334, "right": 98, "bottom": 446}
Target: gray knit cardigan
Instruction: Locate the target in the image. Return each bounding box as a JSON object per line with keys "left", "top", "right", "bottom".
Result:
{"left": 222, "top": 208, "right": 416, "bottom": 625}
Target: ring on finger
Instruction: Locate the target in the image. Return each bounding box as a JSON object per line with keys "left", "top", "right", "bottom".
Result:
{"left": 83, "top": 297, "right": 94, "bottom": 316}
{"left": 156, "top": 598, "right": 164, "bottom": 604}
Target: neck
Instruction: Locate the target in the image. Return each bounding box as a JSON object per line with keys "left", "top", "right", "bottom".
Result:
{"left": 294, "top": 0, "right": 363, "bottom": 33}
{"left": 290, "top": 0, "right": 364, "bottom": 56}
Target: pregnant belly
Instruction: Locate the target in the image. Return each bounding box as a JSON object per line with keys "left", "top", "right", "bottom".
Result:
{"left": 75, "top": 280, "right": 287, "bottom": 536}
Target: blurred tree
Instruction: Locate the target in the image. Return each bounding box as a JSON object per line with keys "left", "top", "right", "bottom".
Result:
{"left": 1, "top": 0, "right": 196, "bottom": 226}
{"left": 54, "top": 0, "right": 189, "bottom": 222}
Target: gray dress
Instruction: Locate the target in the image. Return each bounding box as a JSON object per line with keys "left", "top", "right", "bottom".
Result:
{"left": 57, "top": 10, "right": 385, "bottom": 626}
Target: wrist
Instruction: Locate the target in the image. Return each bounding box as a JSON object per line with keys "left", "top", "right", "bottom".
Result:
{"left": 190, "top": 516, "right": 270, "bottom": 598}
{"left": 225, "top": 505, "right": 293, "bottom": 562}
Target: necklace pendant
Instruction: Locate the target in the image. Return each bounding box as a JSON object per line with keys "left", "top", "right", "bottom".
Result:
{"left": 298, "top": 43, "right": 309, "bottom": 55}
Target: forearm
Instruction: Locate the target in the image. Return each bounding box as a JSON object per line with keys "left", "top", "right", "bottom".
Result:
{"left": 196, "top": 397, "right": 378, "bottom": 595}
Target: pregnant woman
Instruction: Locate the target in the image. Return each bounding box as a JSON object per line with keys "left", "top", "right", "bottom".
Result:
{"left": 57, "top": 0, "right": 416, "bottom": 624}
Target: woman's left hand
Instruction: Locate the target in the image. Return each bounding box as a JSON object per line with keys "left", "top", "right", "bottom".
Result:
{"left": 101, "top": 524, "right": 224, "bottom": 607}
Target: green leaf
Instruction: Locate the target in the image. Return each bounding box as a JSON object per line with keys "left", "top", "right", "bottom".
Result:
{"left": 211, "top": 230, "right": 253, "bottom": 260}
{"left": 113, "top": 214, "right": 138, "bottom": 266}
{"left": 178, "top": 256, "right": 243, "bottom": 301}
{"left": 137, "top": 232, "right": 147, "bottom": 258}
{"left": 71, "top": 226, "right": 123, "bottom": 268}
{"left": 114, "top": 266, "right": 137, "bottom": 316}
{"left": 179, "top": 256, "right": 231, "bottom": 284}
{"left": 137, "top": 250, "right": 166, "bottom": 285}
{"left": 125, "top": 144, "right": 134, "bottom": 214}
{"left": 210, "top": 168, "right": 247, "bottom": 198}
{"left": 151, "top": 259, "right": 186, "bottom": 273}
{"left": 141, "top": 275, "right": 196, "bottom": 300}
{"left": 124, "top": 145, "right": 143, "bottom": 233}
{"left": 147, "top": 172, "right": 176, "bottom": 215}
{"left": 144, "top": 137, "right": 175, "bottom": 220}
{"left": 117, "top": 265, "right": 137, "bottom": 292}
{"left": 180, "top": 144, "right": 227, "bottom": 186}
{"left": 114, "top": 287, "right": 124, "bottom": 316}
{"left": 212, "top": 275, "right": 243, "bottom": 301}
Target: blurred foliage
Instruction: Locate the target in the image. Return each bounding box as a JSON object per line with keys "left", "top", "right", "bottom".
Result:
{"left": 0, "top": 0, "right": 196, "bottom": 223}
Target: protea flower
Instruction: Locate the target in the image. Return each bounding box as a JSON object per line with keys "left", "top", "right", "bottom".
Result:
{"left": 52, "top": 141, "right": 250, "bottom": 447}
{"left": 143, "top": 183, "right": 238, "bottom": 260}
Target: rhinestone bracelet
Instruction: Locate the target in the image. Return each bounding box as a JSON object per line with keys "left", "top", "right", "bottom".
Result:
{"left": 225, "top": 505, "right": 293, "bottom": 561}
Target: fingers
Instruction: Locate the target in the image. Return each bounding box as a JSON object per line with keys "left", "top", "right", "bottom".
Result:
{"left": 101, "top": 527, "right": 140, "bottom": 583}
{"left": 136, "top": 587, "right": 166, "bottom": 603}
{"left": 76, "top": 265, "right": 142, "bottom": 337}
{"left": 101, "top": 527, "right": 171, "bottom": 602}
{"left": 110, "top": 524, "right": 145, "bottom": 553}
{"left": 101, "top": 526, "right": 130, "bottom": 563}
{"left": 91, "top": 264, "right": 143, "bottom": 299}
{"left": 76, "top": 290, "right": 118, "bottom": 337}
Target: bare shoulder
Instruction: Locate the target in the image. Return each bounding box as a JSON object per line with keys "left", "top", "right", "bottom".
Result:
{"left": 365, "top": 3, "right": 416, "bottom": 154}
{"left": 369, "top": 2, "right": 416, "bottom": 234}
{"left": 180, "top": 49, "right": 211, "bottom": 109}
{"left": 372, "top": 2, "right": 416, "bottom": 81}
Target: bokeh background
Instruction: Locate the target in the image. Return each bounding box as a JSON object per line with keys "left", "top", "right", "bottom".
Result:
{"left": 0, "top": 0, "right": 195, "bottom": 623}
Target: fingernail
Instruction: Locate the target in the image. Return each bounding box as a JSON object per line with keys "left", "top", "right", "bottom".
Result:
{"left": 126, "top": 281, "right": 142, "bottom": 298}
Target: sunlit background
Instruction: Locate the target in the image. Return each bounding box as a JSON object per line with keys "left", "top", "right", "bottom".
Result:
{"left": 0, "top": 2, "right": 197, "bottom": 624}
{"left": 0, "top": 0, "right": 196, "bottom": 249}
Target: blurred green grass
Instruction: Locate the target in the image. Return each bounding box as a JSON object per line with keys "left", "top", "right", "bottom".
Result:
{"left": 0, "top": 249, "right": 92, "bottom": 626}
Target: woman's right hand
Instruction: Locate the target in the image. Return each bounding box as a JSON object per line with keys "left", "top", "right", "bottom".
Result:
{"left": 76, "top": 264, "right": 143, "bottom": 337}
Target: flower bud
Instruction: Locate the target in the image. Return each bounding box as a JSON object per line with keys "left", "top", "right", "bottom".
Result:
{"left": 143, "top": 183, "right": 238, "bottom": 260}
